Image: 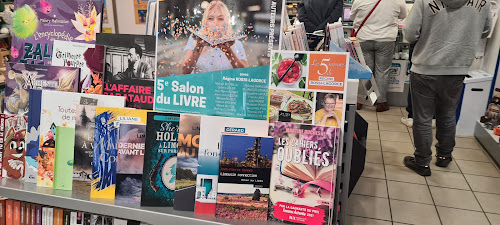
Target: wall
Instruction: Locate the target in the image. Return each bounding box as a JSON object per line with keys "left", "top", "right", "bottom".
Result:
{"left": 115, "top": 0, "right": 147, "bottom": 35}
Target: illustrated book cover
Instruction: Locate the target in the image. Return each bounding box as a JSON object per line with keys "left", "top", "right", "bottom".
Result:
{"left": 268, "top": 122, "right": 341, "bottom": 225}
{"left": 52, "top": 40, "right": 106, "bottom": 94}
{"left": 141, "top": 112, "right": 180, "bottom": 207}
{"left": 11, "top": 0, "right": 103, "bottom": 65}
{"left": 91, "top": 107, "right": 148, "bottom": 199}
{"left": 4, "top": 62, "right": 80, "bottom": 116}
{"left": 96, "top": 33, "right": 155, "bottom": 110}
{"left": 36, "top": 90, "right": 126, "bottom": 188}
{"left": 215, "top": 135, "right": 273, "bottom": 220}
{"left": 115, "top": 123, "right": 146, "bottom": 205}
{"left": 1, "top": 115, "right": 28, "bottom": 180}
{"left": 194, "top": 116, "right": 269, "bottom": 214}
{"left": 173, "top": 114, "right": 201, "bottom": 211}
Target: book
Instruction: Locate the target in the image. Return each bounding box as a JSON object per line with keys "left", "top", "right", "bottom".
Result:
{"left": 52, "top": 41, "right": 106, "bottom": 95}
{"left": 53, "top": 127, "right": 76, "bottom": 190}
{"left": 0, "top": 198, "right": 6, "bottom": 225}
{"left": 62, "top": 211, "right": 70, "bottom": 225}
{"left": 82, "top": 213, "right": 90, "bottom": 225}
{"left": 173, "top": 115, "right": 201, "bottom": 211}
{"left": 76, "top": 212, "right": 83, "bottom": 225}
{"left": 25, "top": 90, "right": 43, "bottom": 183}
{"left": 91, "top": 107, "right": 148, "bottom": 199}
{"left": 1, "top": 115, "right": 28, "bottom": 180}
{"left": 90, "top": 215, "right": 101, "bottom": 225}
{"left": 35, "top": 205, "right": 41, "bottom": 225}
{"left": 4, "top": 63, "right": 80, "bottom": 116}
{"left": 194, "top": 116, "right": 269, "bottom": 215}
{"left": 102, "top": 217, "right": 112, "bottom": 225}
{"left": 115, "top": 123, "right": 146, "bottom": 205}
{"left": 5, "top": 200, "right": 12, "bottom": 225}
{"left": 69, "top": 213, "right": 76, "bottom": 225}
{"left": 11, "top": 0, "right": 103, "bottom": 65}
{"left": 53, "top": 209, "right": 62, "bottom": 225}
{"left": 268, "top": 122, "right": 341, "bottom": 225}
{"left": 215, "top": 135, "right": 273, "bottom": 220}
{"left": 19, "top": 203, "right": 23, "bottom": 225}
{"left": 36, "top": 91, "right": 126, "bottom": 188}
{"left": 13, "top": 202, "right": 19, "bottom": 225}
{"left": 0, "top": 114, "right": 6, "bottom": 178}
{"left": 25, "top": 204, "right": 31, "bottom": 225}
{"left": 47, "top": 208, "right": 53, "bottom": 225}
{"left": 96, "top": 33, "right": 155, "bottom": 110}
{"left": 187, "top": 28, "right": 247, "bottom": 47}
{"left": 111, "top": 219, "right": 125, "bottom": 225}
{"left": 140, "top": 112, "right": 179, "bottom": 207}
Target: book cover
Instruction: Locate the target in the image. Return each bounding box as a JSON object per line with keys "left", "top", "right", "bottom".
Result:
{"left": 62, "top": 210, "right": 70, "bottom": 225}
{"left": 4, "top": 63, "right": 80, "bottom": 116}
{"left": 96, "top": 33, "right": 155, "bottom": 110}
{"left": 76, "top": 212, "right": 82, "bottom": 225}
{"left": 25, "top": 89, "right": 43, "bottom": 183}
{"left": 115, "top": 123, "right": 146, "bottom": 205}
{"left": 82, "top": 214, "right": 90, "bottom": 225}
{"left": 72, "top": 105, "right": 96, "bottom": 195}
{"left": 0, "top": 114, "right": 6, "bottom": 178}
{"left": 268, "top": 122, "right": 340, "bottom": 225}
{"left": 215, "top": 135, "right": 273, "bottom": 220}
{"left": 0, "top": 198, "right": 5, "bottom": 225}
{"left": 19, "top": 203, "right": 23, "bottom": 225}
{"left": 13, "top": 202, "right": 19, "bottom": 225}
{"left": 69, "top": 212, "right": 76, "bottom": 225}
{"left": 173, "top": 115, "right": 201, "bottom": 211}
{"left": 140, "top": 112, "right": 179, "bottom": 207}
{"left": 5, "top": 200, "right": 12, "bottom": 225}
{"left": 90, "top": 215, "right": 101, "bottom": 225}
{"left": 1, "top": 115, "right": 28, "bottom": 180}
{"left": 53, "top": 209, "right": 63, "bottom": 225}
{"left": 194, "top": 116, "right": 269, "bottom": 214}
{"left": 52, "top": 41, "right": 105, "bottom": 94}
{"left": 53, "top": 127, "right": 76, "bottom": 190}
{"left": 91, "top": 107, "right": 148, "bottom": 199}
{"left": 102, "top": 218, "right": 112, "bottom": 225}
{"left": 11, "top": 0, "right": 103, "bottom": 65}
{"left": 37, "top": 91, "right": 126, "bottom": 188}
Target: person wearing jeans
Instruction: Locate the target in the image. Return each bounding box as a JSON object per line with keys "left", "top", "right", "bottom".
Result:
{"left": 351, "top": 0, "right": 407, "bottom": 112}
{"left": 402, "top": 0, "right": 491, "bottom": 176}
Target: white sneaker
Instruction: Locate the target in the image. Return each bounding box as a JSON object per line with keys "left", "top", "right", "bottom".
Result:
{"left": 401, "top": 117, "right": 413, "bottom": 128}
{"left": 432, "top": 119, "right": 436, "bottom": 128}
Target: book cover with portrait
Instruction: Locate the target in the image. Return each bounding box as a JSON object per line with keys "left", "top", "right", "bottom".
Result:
{"left": 268, "top": 122, "right": 340, "bottom": 225}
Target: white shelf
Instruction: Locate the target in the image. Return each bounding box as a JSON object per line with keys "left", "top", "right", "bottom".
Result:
{"left": 0, "top": 179, "right": 281, "bottom": 225}
{"left": 474, "top": 121, "right": 500, "bottom": 164}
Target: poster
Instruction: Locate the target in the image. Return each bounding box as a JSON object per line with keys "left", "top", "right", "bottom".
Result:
{"left": 269, "top": 51, "right": 349, "bottom": 128}
{"left": 134, "top": 0, "right": 148, "bottom": 24}
{"left": 388, "top": 60, "right": 408, "bottom": 93}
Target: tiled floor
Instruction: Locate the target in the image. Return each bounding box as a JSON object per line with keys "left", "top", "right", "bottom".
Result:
{"left": 348, "top": 106, "right": 500, "bottom": 225}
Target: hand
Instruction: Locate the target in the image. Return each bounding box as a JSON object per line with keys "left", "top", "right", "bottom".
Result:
{"left": 323, "top": 112, "right": 339, "bottom": 120}
{"left": 216, "top": 41, "right": 235, "bottom": 52}
{"left": 194, "top": 35, "right": 209, "bottom": 52}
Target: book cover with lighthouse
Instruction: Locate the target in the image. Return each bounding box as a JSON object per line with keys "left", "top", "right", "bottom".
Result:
{"left": 11, "top": 0, "right": 103, "bottom": 65}
{"left": 268, "top": 122, "right": 340, "bottom": 225}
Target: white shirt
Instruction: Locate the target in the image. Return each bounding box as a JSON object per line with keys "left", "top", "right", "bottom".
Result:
{"left": 184, "top": 36, "right": 247, "bottom": 74}
{"left": 350, "top": 0, "right": 407, "bottom": 42}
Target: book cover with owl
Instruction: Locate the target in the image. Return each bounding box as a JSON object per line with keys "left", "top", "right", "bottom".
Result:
{"left": 11, "top": 0, "right": 103, "bottom": 65}
{"left": 36, "top": 90, "right": 125, "bottom": 188}
{"left": 91, "top": 107, "right": 148, "bottom": 199}
{"left": 141, "top": 112, "right": 180, "bottom": 207}
{"left": 1, "top": 115, "right": 28, "bottom": 180}
{"left": 115, "top": 123, "right": 146, "bottom": 205}
{"left": 4, "top": 62, "right": 80, "bottom": 116}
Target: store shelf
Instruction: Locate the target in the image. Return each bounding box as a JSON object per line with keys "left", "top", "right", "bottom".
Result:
{"left": 474, "top": 121, "right": 500, "bottom": 165}
{"left": 0, "top": 179, "right": 281, "bottom": 225}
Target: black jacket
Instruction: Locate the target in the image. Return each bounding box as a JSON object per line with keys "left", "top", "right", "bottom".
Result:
{"left": 298, "top": 0, "right": 343, "bottom": 33}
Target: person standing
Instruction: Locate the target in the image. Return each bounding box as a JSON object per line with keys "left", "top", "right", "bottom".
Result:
{"left": 351, "top": 0, "right": 407, "bottom": 112}
{"left": 298, "top": 0, "right": 343, "bottom": 33}
{"left": 403, "top": 0, "right": 491, "bottom": 176}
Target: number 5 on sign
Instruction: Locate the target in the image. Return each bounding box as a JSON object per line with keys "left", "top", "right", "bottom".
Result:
{"left": 308, "top": 53, "right": 349, "bottom": 92}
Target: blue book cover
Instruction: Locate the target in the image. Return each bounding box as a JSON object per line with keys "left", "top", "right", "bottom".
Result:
{"left": 25, "top": 89, "right": 42, "bottom": 183}
{"left": 141, "top": 112, "right": 180, "bottom": 206}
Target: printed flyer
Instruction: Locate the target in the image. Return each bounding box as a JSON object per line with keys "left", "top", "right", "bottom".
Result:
{"left": 268, "top": 51, "right": 349, "bottom": 128}
{"left": 388, "top": 60, "right": 407, "bottom": 93}
{"left": 11, "top": 0, "right": 103, "bottom": 65}
{"left": 154, "top": 0, "right": 282, "bottom": 120}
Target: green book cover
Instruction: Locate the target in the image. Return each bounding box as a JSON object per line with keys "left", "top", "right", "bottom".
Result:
{"left": 53, "top": 126, "right": 76, "bottom": 190}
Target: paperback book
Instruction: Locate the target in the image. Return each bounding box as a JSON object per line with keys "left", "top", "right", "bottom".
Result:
{"left": 25, "top": 89, "right": 43, "bottom": 183}
{"left": 141, "top": 112, "right": 180, "bottom": 207}
{"left": 4, "top": 63, "right": 80, "bottom": 116}
{"left": 36, "top": 91, "right": 126, "bottom": 188}
{"left": 53, "top": 126, "right": 76, "bottom": 190}
{"left": 52, "top": 40, "right": 106, "bottom": 94}
{"left": 268, "top": 122, "right": 341, "bottom": 225}
{"left": 11, "top": 0, "right": 103, "bottom": 65}
{"left": 91, "top": 107, "right": 148, "bottom": 199}
{"left": 115, "top": 123, "right": 146, "bottom": 205}
{"left": 194, "top": 116, "right": 269, "bottom": 214}
{"left": 215, "top": 135, "right": 273, "bottom": 220}
{"left": 1, "top": 115, "right": 28, "bottom": 180}
{"left": 174, "top": 115, "right": 201, "bottom": 211}
{"left": 96, "top": 33, "right": 155, "bottom": 110}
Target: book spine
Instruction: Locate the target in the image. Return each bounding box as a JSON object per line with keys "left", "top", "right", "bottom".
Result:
{"left": 24, "top": 204, "right": 30, "bottom": 225}
{"left": 34, "top": 206, "right": 40, "bottom": 225}
{"left": 5, "top": 200, "right": 12, "bottom": 225}
{"left": 19, "top": 203, "right": 23, "bottom": 225}
{"left": 0, "top": 199, "right": 6, "bottom": 225}
{"left": 62, "top": 211, "right": 69, "bottom": 225}
{"left": 41, "top": 208, "right": 46, "bottom": 225}
{"left": 12, "top": 202, "right": 19, "bottom": 225}
{"left": 69, "top": 213, "right": 75, "bottom": 225}
{"left": 47, "top": 208, "right": 52, "bottom": 225}
{"left": 0, "top": 114, "right": 5, "bottom": 178}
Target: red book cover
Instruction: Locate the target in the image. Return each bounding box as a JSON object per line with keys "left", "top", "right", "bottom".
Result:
{"left": 5, "top": 200, "right": 12, "bottom": 225}
{"left": 0, "top": 198, "right": 6, "bottom": 225}
{"left": 12, "top": 202, "right": 19, "bottom": 225}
